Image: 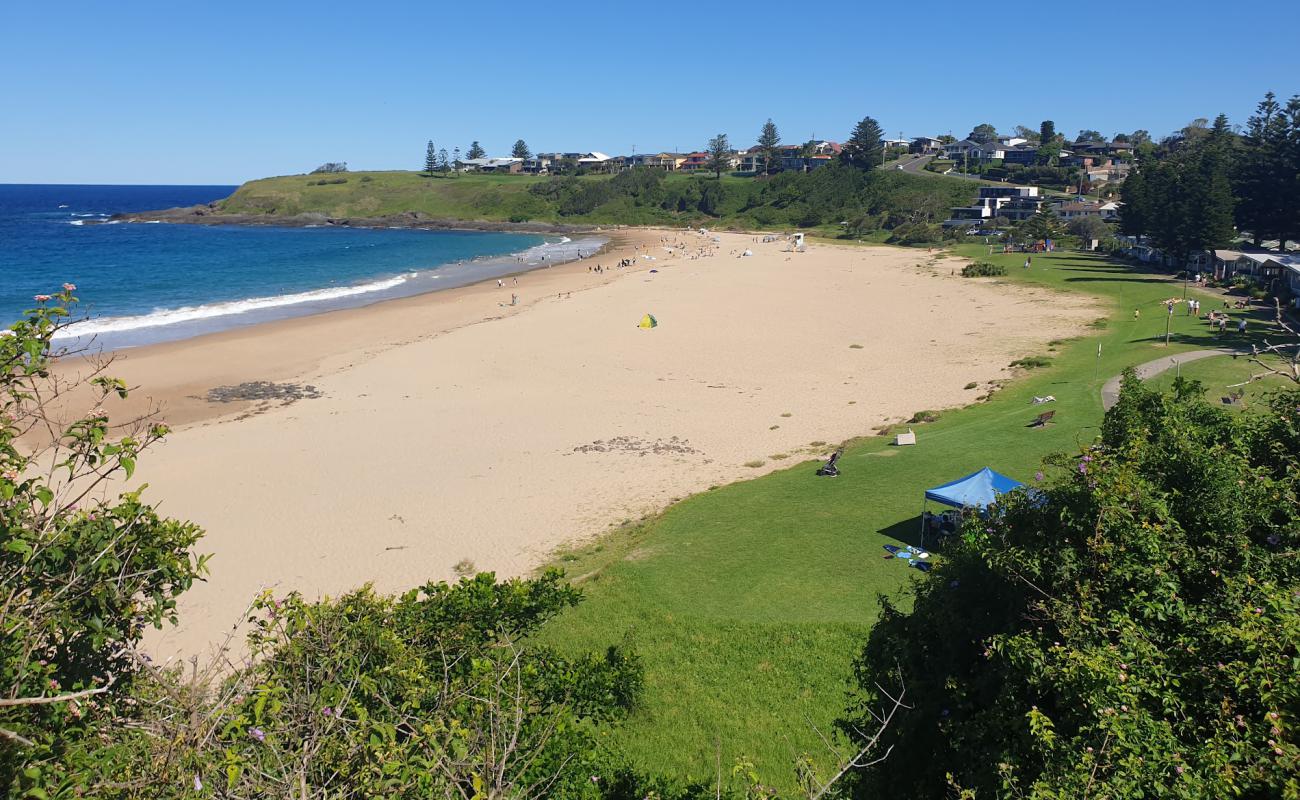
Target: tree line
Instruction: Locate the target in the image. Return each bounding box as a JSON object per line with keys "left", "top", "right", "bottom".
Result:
{"left": 1121, "top": 91, "right": 1300, "bottom": 261}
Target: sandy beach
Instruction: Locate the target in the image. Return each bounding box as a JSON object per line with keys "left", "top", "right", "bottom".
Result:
{"left": 65, "top": 230, "right": 1096, "bottom": 659}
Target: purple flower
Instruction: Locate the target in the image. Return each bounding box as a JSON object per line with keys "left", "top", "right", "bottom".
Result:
{"left": 1176, "top": 765, "right": 1185, "bottom": 775}
{"left": 1267, "top": 534, "right": 1280, "bottom": 545}
{"left": 1034, "top": 471, "right": 1044, "bottom": 482}
{"left": 322, "top": 706, "right": 334, "bottom": 717}
{"left": 249, "top": 727, "right": 265, "bottom": 742}
{"left": 1078, "top": 462, "right": 1088, "bottom": 475}
{"left": 193, "top": 775, "right": 203, "bottom": 791}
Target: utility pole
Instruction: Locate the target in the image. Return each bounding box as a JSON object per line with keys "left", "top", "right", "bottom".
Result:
{"left": 1165, "top": 300, "right": 1173, "bottom": 346}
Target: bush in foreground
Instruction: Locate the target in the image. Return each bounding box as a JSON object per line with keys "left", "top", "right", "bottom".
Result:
{"left": 845, "top": 373, "right": 1300, "bottom": 797}
{"left": 961, "top": 261, "right": 1007, "bottom": 277}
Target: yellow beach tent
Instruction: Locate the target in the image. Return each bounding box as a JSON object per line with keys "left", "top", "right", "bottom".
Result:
{"left": 638, "top": 313, "right": 658, "bottom": 329}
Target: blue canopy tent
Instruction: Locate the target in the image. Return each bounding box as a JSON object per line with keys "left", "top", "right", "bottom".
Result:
{"left": 920, "top": 467, "right": 1022, "bottom": 546}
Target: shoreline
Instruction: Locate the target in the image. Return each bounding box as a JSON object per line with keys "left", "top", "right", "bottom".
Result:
{"left": 85, "top": 231, "right": 1099, "bottom": 660}
{"left": 55, "top": 228, "right": 616, "bottom": 351}
{"left": 53, "top": 229, "right": 656, "bottom": 428}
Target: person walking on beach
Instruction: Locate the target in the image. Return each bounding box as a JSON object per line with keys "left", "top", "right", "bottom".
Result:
{"left": 497, "top": 279, "right": 504, "bottom": 288}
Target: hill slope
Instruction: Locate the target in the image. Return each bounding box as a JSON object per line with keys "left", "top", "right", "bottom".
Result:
{"left": 208, "top": 166, "right": 975, "bottom": 234}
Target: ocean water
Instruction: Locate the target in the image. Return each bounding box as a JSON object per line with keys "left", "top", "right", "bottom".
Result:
{"left": 0, "top": 184, "right": 603, "bottom": 349}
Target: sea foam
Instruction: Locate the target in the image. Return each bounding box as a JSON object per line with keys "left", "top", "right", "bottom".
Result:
{"left": 56, "top": 275, "right": 409, "bottom": 338}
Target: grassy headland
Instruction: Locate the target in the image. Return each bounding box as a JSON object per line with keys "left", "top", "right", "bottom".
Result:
{"left": 534, "top": 244, "right": 1289, "bottom": 791}
{"left": 202, "top": 166, "right": 975, "bottom": 234}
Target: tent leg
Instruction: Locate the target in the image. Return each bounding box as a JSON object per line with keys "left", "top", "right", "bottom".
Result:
{"left": 919, "top": 500, "right": 927, "bottom": 549}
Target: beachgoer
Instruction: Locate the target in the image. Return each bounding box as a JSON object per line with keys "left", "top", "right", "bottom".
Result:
{"left": 1218, "top": 318, "right": 1227, "bottom": 335}
{"left": 1238, "top": 319, "right": 1247, "bottom": 335}
{"left": 497, "top": 279, "right": 504, "bottom": 288}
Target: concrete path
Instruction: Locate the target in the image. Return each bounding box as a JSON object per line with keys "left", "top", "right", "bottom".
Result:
{"left": 1100, "top": 349, "right": 1239, "bottom": 410}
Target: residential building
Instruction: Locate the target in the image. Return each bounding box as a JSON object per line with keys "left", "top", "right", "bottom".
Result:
{"left": 1056, "top": 201, "right": 1105, "bottom": 220}
{"left": 970, "top": 141, "right": 1007, "bottom": 160}
{"left": 997, "top": 136, "right": 1028, "bottom": 147}
{"left": 521, "top": 155, "right": 552, "bottom": 174}
{"left": 944, "top": 186, "right": 1042, "bottom": 227}
{"left": 460, "top": 157, "right": 524, "bottom": 173}
{"left": 1002, "top": 144, "right": 1038, "bottom": 165}
{"left": 679, "top": 152, "right": 712, "bottom": 172}
{"left": 621, "top": 152, "right": 684, "bottom": 171}
{"left": 943, "top": 139, "right": 980, "bottom": 159}
{"left": 910, "top": 137, "right": 943, "bottom": 154}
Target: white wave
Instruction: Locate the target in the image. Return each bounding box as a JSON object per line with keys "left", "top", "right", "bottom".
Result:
{"left": 71, "top": 212, "right": 104, "bottom": 218}
{"left": 68, "top": 220, "right": 85, "bottom": 226}
{"left": 58, "top": 204, "right": 68, "bottom": 208}
{"left": 144, "top": 220, "right": 162, "bottom": 224}
{"left": 557, "top": 236, "right": 572, "bottom": 244}
{"left": 55, "top": 275, "right": 409, "bottom": 338}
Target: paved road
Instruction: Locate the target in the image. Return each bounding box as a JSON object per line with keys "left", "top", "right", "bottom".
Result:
{"left": 886, "top": 154, "right": 934, "bottom": 174}
{"left": 1100, "top": 349, "right": 1240, "bottom": 410}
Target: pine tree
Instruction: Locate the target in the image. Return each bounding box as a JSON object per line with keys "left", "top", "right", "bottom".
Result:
{"left": 841, "top": 116, "right": 884, "bottom": 169}
{"left": 511, "top": 139, "right": 531, "bottom": 160}
{"left": 706, "top": 133, "right": 731, "bottom": 179}
{"left": 424, "top": 140, "right": 437, "bottom": 177}
{"left": 467, "top": 141, "right": 486, "bottom": 160}
{"left": 1238, "top": 92, "right": 1290, "bottom": 246}
{"left": 756, "top": 119, "right": 781, "bottom": 175}
{"left": 438, "top": 148, "right": 450, "bottom": 173}
{"left": 1019, "top": 205, "right": 1065, "bottom": 241}
{"left": 451, "top": 147, "right": 462, "bottom": 175}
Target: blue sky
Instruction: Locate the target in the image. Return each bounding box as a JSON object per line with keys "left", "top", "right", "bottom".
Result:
{"left": 2, "top": 0, "right": 1297, "bottom": 184}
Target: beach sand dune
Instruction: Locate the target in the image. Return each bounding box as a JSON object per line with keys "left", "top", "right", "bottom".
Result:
{"left": 100, "top": 231, "right": 1093, "bottom": 659}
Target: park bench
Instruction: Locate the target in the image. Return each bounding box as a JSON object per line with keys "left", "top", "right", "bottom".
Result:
{"left": 1029, "top": 410, "right": 1056, "bottom": 428}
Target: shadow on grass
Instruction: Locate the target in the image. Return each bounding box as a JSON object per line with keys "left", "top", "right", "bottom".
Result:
{"left": 877, "top": 515, "right": 928, "bottom": 550}
{"left": 1063, "top": 276, "right": 1172, "bottom": 284}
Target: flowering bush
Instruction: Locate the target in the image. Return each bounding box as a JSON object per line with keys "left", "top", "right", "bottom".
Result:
{"left": 0, "top": 287, "right": 207, "bottom": 793}
{"left": 844, "top": 371, "right": 1300, "bottom": 797}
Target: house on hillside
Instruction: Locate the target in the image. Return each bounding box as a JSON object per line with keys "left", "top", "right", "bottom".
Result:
{"left": 1002, "top": 144, "right": 1041, "bottom": 165}
{"left": 521, "top": 155, "right": 552, "bottom": 174}
{"left": 910, "top": 136, "right": 943, "bottom": 154}
{"left": 944, "top": 186, "right": 1042, "bottom": 226}
{"left": 943, "top": 139, "right": 980, "bottom": 159}
{"left": 997, "top": 136, "right": 1028, "bottom": 147}
{"left": 1056, "top": 201, "right": 1105, "bottom": 221}
{"left": 577, "top": 152, "right": 612, "bottom": 169}
{"left": 679, "top": 152, "right": 713, "bottom": 172}
{"left": 970, "top": 141, "right": 1007, "bottom": 160}
{"left": 460, "top": 157, "right": 524, "bottom": 173}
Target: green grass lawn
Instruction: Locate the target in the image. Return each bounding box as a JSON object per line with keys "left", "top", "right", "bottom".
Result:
{"left": 536, "top": 245, "right": 1290, "bottom": 791}
{"left": 1142, "top": 351, "right": 1294, "bottom": 409}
